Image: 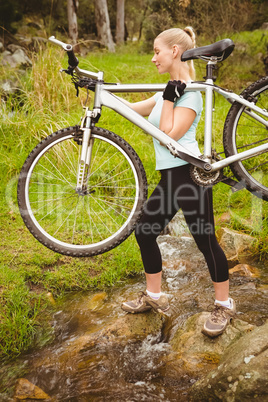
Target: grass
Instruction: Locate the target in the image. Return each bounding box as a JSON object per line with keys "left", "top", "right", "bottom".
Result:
{"left": 0, "top": 30, "right": 267, "bottom": 360}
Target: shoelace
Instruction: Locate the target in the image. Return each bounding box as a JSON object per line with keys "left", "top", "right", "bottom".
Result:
{"left": 210, "top": 305, "right": 228, "bottom": 323}
{"left": 135, "top": 291, "right": 147, "bottom": 305}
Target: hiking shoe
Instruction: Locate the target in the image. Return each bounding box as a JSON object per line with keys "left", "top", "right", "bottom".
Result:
{"left": 121, "top": 291, "right": 170, "bottom": 314}
{"left": 202, "top": 298, "right": 236, "bottom": 338}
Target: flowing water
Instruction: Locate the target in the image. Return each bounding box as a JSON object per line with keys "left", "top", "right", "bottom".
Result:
{"left": 1, "top": 235, "right": 267, "bottom": 401}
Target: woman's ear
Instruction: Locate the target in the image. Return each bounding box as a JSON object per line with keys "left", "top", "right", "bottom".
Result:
{"left": 172, "top": 44, "right": 180, "bottom": 58}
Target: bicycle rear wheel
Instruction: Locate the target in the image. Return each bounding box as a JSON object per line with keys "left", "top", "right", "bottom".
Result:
{"left": 223, "top": 76, "right": 268, "bottom": 201}
{"left": 17, "top": 126, "right": 147, "bottom": 256}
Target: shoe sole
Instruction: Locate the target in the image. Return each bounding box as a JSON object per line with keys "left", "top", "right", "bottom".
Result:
{"left": 201, "top": 327, "right": 225, "bottom": 338}
{"left": 121, "top": 304, "right": 152, "bottom": 314}
{"left": 202, "top": 315, "right": 235, "bottom": 338}
{"left": 154, "top": 305, "right": 170, "bottom": 314}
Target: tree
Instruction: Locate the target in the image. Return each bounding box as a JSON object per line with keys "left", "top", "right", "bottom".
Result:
{"left": 95, "top": 0, "right": 115, "bottom": 52}
{"left": 67, "top": 0, "right": 79, "bottom": 43}
{"left": 116, "top": 0, "right": 125, "bottom": 44}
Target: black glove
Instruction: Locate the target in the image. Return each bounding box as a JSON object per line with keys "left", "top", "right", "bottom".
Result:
{"left": 163, "top": 80, "right": 186, "bottom": 102}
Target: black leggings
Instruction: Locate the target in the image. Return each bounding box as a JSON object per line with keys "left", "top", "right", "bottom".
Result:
{"left": 135, "top": 164, "right": 229, "bottom": 283}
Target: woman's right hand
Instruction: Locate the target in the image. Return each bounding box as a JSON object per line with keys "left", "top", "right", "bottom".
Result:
{"left": 163, "top": 80, "right": 186, "bottom": 102}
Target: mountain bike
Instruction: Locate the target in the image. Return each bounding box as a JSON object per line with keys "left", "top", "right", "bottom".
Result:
{"left": 17, "top": 36, "right": 268, "bottom": 257}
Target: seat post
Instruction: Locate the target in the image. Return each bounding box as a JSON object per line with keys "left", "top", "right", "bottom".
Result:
{"left": 205, "top": 57, "right": 217, "bottom": 81}
{"left": 203, "top": 58, "right": 217, "bottom": 162}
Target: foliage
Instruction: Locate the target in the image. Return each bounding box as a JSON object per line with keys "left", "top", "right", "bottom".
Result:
{"left": 215, "top": 30, "right": 268, "bottom": 90}
{"left": 1, "top": 0, "right": 267, "bottom": 46}
{"left": 141, "top": 0, "right": 268, "bottom": 50}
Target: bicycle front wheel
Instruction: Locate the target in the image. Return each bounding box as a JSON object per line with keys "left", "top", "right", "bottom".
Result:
{"left": 17, "top": 126, "right": 147, "bottom": 256}
{"left": 223, "top": 76, "right": 268, "bottom": 201}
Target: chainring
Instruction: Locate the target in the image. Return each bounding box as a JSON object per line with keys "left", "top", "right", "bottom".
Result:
{"left": 190, "top": 154, "right": 224, "bottom": 186}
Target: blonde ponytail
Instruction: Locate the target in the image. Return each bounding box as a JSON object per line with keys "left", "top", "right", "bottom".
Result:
{"left": 183, "top": 26, "right": 196, "bottom": 80}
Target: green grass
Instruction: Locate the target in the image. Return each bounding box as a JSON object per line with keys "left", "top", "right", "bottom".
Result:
{"left": 0, "top": 264, "right": 42, "bottom": 358}
{"left": 0, "top": 32, "right": 267, "bottom": 360}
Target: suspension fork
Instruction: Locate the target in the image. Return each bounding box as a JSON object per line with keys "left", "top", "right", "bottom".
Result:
{"left": 76, "top": 107, "right": 95, "bottom": 193}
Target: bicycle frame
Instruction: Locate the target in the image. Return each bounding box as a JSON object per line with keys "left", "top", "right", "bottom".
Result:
{"left": 76, "top": 66, "right": 268, "bottom": 172}
{"left": 49, "top": 37, "right": 268, "bottom": 183}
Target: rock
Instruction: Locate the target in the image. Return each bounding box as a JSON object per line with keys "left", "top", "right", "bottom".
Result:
{"left": 190, "top": 321, "right": 268, "bottom": 401}
{"left": 1, "top": 48, "right": 32, "bottom": 68}
{"left": 32, "top": 36, "right": 47, "bottom": 44}
{"left": 258, "top": 283, "right": 268, "bottom": 294}
{"left": 33, "top": 311, "right": 166, "bottom": 371}
{"left": 87, "top": 292, "right": 107, "bottom": 310}
{"left": 261, "top": 22, "right": 268, "bottom": 30}
{"left": 229, "top": 263, "right": 260, "bottom": 278}
{"left": 2, "top": 50, "right": 12, "bottom": 58}
{"left": 14, "top": 378, "right": 51, "bottom": 400}
{"left": 217, "top": 227, "right": 257, "bottom": 265}
{"left": 237, "top": 282, "right": 257, "bottom": 292}
{"left": 168, "top": 312, "right": 255, "bottom": 376}
{"left": 158, "top": 235, "right": 206, "bottom": 267}
{"left": 215, "top": 212, "right": 231, "bottom": 225}
{"left": 29, "top": 37, "right": 47, "bottom": 52}
{"left": 45, "top": 292, "right": 56, "bottom": 306}
{"left": 75, "top": 310, "right": 165, "bottom": 352}
{"left": 7, "top": 44, "right": 23, "bottom": 53}
{"left": 164, "top": 210, "right": 191, "bottom": 237}
{"left": 0, "top": 79, "right": 20, "bottom": 95}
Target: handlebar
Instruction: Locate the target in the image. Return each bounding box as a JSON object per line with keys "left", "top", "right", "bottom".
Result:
{"left": 49, "top": 36, "right": 79, "bottom": 68}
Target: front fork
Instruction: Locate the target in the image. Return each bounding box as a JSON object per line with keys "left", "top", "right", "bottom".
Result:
{"left": 76, "top": 107, "right": 95, "bottom": 194}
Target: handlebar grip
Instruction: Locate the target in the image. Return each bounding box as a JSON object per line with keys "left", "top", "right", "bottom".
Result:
{"left": 65, "top": 44, "right": 79, "bottom": 68}
{"left": 49, "top": 36, "right": 79, "bottom": 68}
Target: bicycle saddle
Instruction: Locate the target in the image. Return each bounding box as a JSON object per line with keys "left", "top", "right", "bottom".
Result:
{"left": 181, "top": 38, "right": 235, "bottom": 62}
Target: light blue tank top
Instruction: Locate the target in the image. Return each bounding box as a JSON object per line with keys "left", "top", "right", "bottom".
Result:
{"left": 148, "top": 91, "right": 203, "bottom": 170}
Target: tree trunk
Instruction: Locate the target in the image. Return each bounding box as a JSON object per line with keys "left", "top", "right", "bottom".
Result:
{"left": 67, "top": 0, "right": 79, "bottom": 44}
{"left": 116, "top": 0, "right": 125, "bottom": 45}
{"left": 94, "top": 0, "right": 115, "bottom": 52}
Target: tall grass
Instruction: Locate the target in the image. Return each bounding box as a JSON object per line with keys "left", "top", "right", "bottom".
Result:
{"left": 0, "top": 32, "right": 267, "bottom": 359}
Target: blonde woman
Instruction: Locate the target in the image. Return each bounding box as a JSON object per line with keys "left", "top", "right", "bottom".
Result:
{"left": 121, "top": 27, "right": 235, "bottom": 338}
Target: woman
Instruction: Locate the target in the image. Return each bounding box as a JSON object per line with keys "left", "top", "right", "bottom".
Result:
{"left": 121, "top": 27, "right": 235, "bottom": 338}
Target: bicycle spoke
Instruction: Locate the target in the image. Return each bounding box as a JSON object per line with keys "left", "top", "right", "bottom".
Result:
{"left": 19, "top": 128, "right": 147, "bottom": 255}
{"left": 224, "top": 78, "right": 268, "bottom": 200}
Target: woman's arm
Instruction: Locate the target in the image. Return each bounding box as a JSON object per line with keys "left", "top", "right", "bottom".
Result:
{"left": 117, "top": 95, "right": 156, "bottom": 117}
{"left": 159, "top": 100, "right": 196, "bottom": 141}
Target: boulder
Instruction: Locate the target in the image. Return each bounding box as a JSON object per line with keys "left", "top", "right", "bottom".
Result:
{"left": 69, "top": 310, "right": 165, "bottom": 353}
{"left": 157, "top": 234, "right": 206, "bottom": 271}
{"left": 7, "top": 44, "right": 23, "bottom": 53}
{"left": 14, "top": 378, "right": 51, "bottom": 400}
{"left": 190, "top": 321, "right": 268, "bottom": 401}
{"left": 163, "top": 210, "right": 191, "bottom": 237}
{"left": 229, "top": 263, "right": 261, "bottom": 278}
{"left": 168, "top": 312, "right": 255, "bottom": 377}
{"left": 217, "top": 227, "right": 257, "bottom": 266}
{"left": 0, "top": 79, "right": 20, "bottom": 95}
{"left": 32, "top": 310, "right": 166, "bottom": 370}
{"left": 1, "top": 48, "right": 32, "bottom": 68}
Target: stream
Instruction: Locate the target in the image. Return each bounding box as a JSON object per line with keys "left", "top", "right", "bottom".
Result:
{"left": 1, "top": 235, "right": 267, "bottom": 401}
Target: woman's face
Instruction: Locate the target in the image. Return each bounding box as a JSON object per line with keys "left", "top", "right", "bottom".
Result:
{"left": 151, "top": 38, "right": 174, "bottom": 75}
